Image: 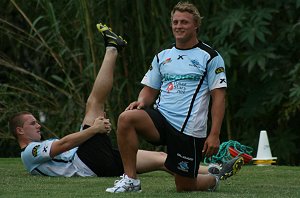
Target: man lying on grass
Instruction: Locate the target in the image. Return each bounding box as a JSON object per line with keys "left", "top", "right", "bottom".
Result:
{"left": 8, "top": 23, "right": 167, "bottom": 177}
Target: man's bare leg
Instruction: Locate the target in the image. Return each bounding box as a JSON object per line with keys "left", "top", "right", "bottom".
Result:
{"left": 175, "top": 174, "right": 217, "bottom": 192}
{"left": 136, "top": 150, "right": 169, "bottom": 173}
{"left": 82, "top": 23, "right": 127, "bottom": 126}
{"left": 82, "top": 48, "right": 118, "bottom": 126}
{"left": 117, "top": 109, "right": 161, "bottom": 179}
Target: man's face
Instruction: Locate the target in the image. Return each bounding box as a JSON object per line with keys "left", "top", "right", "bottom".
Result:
{"left": 171, "top": 11, "right": 198, "bottom": 44}
{"left": 18, "top": 114, "right": 42, "bottom": 142}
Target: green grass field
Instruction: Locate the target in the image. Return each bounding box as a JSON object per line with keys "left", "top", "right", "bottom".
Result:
{"left": 1, "top": 158, "right": 299, "bottom": 198}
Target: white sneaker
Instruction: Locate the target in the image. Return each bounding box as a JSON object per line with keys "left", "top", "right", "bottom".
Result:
{"left": 106, "top": 174, "right": 141, "bottom": 193}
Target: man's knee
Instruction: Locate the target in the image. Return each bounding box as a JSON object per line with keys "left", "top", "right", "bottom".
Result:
{"left": 118, "top": 111, "right": 132, "bottom": 124}
{"left": 117, "top": 111, "right": 135, "bottom": 134}
{"left": 86, "top": 96, "right": 104, "bottom": 111}
{"left": 118, "top": 109, "right": 144, "bottom": 123}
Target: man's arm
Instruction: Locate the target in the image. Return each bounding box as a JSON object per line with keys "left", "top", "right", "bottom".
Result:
{"left": 202, "top": 88, "right": 226, "bottom": 157}
{"left": 126, "top": 86, "right": 160, "bottom": 110}
{"left": 49, "top": 117, "right": 110, "bottom": 158}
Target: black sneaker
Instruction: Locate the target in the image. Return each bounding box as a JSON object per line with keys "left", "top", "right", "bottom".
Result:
{"left": 217, "top": 156, "right": 244, "bottom": 180}
{"left": 96, "top": 23, "right": 127, "bottom": 51}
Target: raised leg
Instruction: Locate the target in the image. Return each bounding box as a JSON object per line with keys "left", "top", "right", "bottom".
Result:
{"left": 82, "top": 23, "right": 127, "bottom": 126}
{"left": 82, "top": 48, "right": 118, "bottom": 126}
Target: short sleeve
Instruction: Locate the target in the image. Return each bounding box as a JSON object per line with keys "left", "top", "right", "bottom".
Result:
{"left": 207, "top": 53, "right": 227, "bottom": 90}
{"left": 141, "top": 55, "right": 162, "bottom": 90}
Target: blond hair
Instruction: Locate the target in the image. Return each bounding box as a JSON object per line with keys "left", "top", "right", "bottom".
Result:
{"left": 171, "top": 1, "right": 203, "bottom": 31}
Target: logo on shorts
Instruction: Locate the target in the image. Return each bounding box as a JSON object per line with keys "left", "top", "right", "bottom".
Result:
{"left": 32, "top": 145, "right": 40, "bottom": 157}
{"left": 177, "top": 153, "right": 194, "bottom": 161}
{"left": 177, "top": 161, "right": 189, "bottom": 172}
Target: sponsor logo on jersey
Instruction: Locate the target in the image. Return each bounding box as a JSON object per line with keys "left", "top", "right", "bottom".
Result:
{"left": 43, "top": 146, "right": 48, "bottom": 153}
{"left": 32, "top": 145, "right": 40, "bottom": 157}
{"left": 220, "top": 78, "right": 226, "bottom": 84}
{"left": 162, "top": 58, "right": 172, "bottom": 65}
{"left": 162, "top": 74, "right": 200, "bottom": 81}
{"left": 177, "top": 55, "right": 186, "bottom": 60}
{"left": 215, "top": 67, "right": 225, "bottom": 74}
{"left": 166, "top": 82, "right": 174, "bottom": 93}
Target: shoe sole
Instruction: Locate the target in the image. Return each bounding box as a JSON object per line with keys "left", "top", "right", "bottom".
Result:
{"left": 220, "top": 157, "right": 244, "bottom": 180}
{"left": 232, "top": 157, "right": 244, "bottom": 175}
{"left": 96, "top": 23, "right": 127, "bottom": 49}
{"left": 106, "top": 189, "right": 142, "bottom": 193}
{"left": 96, "top": 23, "right": 121, "bottom": 42}
{"left": 96, "top": 23, "right": 110, "bottom": 35}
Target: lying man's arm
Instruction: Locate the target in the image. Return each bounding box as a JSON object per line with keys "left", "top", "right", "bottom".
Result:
{"left": 50, "top": 116, "right": 110, "bottom": 158}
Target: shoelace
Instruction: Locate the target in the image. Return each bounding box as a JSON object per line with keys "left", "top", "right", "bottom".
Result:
{"left": 113, "top": 175, "right": 129, "bottom": 186}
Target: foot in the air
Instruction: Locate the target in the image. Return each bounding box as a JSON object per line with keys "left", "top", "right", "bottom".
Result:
{"left": 96, "top": 23, "right": 127, "bottom": 51}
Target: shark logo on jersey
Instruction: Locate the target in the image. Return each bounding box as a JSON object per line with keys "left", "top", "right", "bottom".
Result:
{"left": 189, "top": 59, "right": 201, "bottom": 68}
{"left": 149, "top": 64, "right": 153, "bottom": 71}
{"left": 177, "top": 161, "right": 189, "bottom": 172}
{"left": 32, "top": 145, "right": 40, "bottom": 157}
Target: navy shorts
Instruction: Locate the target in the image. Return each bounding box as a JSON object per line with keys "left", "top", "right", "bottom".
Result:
{"left": 76, "top": 125, "right": 123, "bottom": 177}
{"left": 145, "top": 108, "right": 205, "bottom": 178}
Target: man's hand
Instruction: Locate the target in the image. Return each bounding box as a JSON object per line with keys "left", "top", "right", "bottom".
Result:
{"left": 202, "top": 133, "right": 220, "bottom": 157}
{"left": 92, "top": 116, "right": 111, "bottom": 134}
{"left": 125, "top": 101, "right": 145, "bottom": 111}
{"left": 125, "top": 86, "right": 159, "bottom": 111}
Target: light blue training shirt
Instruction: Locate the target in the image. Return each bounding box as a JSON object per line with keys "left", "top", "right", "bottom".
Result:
{"left": 21, "top": 139, "right": 95, "bottom": 177}
{"left": 141, "top": 42, "right": 227, "bottom": 138}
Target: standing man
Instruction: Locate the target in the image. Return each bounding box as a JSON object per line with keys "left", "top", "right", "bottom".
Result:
{"left": 106, "top": 1, "right": 243, "bottom": 193}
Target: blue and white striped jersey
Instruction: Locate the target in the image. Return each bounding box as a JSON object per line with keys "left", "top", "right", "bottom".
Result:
{"left": 21, "top": 139, "right": 95, "bottom": 177}
{"left": 141, "top": 42, "right": 227, "bottom": 138}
